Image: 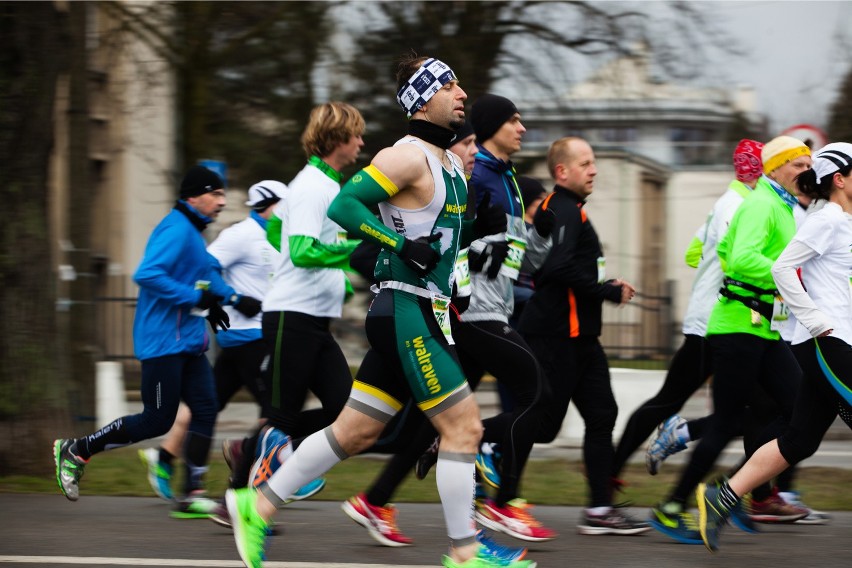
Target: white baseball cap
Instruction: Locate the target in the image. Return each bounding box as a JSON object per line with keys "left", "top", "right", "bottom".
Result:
{"left": 245, "top": 180, "right": 286, "bottom": 210}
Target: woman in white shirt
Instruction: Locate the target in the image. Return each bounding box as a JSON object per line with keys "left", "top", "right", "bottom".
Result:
{"left": 697, "top": 142, "right": 852, "bottom": 551}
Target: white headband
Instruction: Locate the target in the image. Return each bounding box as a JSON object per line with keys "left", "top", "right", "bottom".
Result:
{"left": 812, "top": 142, "right": 852, "bottom": 181}
{"left": 396, "top": 58, "right": 458, "bottom": 118}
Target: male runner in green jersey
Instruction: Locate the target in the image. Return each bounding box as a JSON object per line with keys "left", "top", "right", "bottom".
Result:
{"left": 225, "top": 55, "right": 531, "bottom": 568}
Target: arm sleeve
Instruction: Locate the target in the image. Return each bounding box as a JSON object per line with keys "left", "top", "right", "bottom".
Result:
{"left": 721, "top": 202, "right": 776, "bottom": 282}
{"left": 288, "top": 234, "right": 360, "bottom": 269}
{"left": 327, "top": 165, "right": 406, "bottom": 253}
{"left": 772, "top": 237, "right": 833, "bottom": 338}
{"left": 266, "top": 211, "right": 283, "bottom": 252}
{"left": 543, "top": 207, "right": 621, "bottom": 304}
{"left": 134, "top": 224, "right": 203, "bottom": 307}
{"left": 684, "top": 236, "right": 704, "bottom": 268}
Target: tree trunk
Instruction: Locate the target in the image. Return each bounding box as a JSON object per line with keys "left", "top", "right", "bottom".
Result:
{"left": 0, "top": 1, "right": 71, "bottom": 475}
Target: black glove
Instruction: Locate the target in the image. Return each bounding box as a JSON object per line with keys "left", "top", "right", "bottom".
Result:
{"left": 532, "top": 204, "right": 556, "bottom": 238}
{"left": 399, "top": 233, "right": 442, "bottom": 276}
{"left": 206, "top": 303, "right": 230, "bottom": 333}
{"left": 469, "top": 241, "right": 510, "bottom": 279}
{"left": 195, "top": 289, "right": 223, "bottom": 310}
{"left": 233, "top": 295, "right": 262, "bottom": 318}
{"left": 473, "top": 192, "right": 507, "bottom": 238}
{"left": 451, "top": 282, "right": 470, "bottom": 314}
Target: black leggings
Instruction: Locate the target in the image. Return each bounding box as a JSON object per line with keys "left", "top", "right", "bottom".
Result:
{"left": 779, "top": 337, "right": 852, "bottom": 464}
{"left": 612, "top": 334, "right": 712, "bottom": 477}
{"left": 524, "top": 334, "right": 618, "bottom": 508}
{"left": 669, "top": 333, "right": 800, "bottom": 503}
{"left": 454, "top": 320, "right": 545, "bottom": 506}
{"left": 261, "top": 311, "right": 351, "bottom": 438}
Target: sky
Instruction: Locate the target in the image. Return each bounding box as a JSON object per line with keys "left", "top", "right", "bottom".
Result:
{"left": 712, "top": 1, "right": 851, "bottom": 135}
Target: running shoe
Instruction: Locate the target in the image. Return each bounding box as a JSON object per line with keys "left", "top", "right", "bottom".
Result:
{"left": 223, "top": 438, "right": 244, "bottom": 471}
{"left": 696, "top": 482, "right": 730, "bottom": 552}
{"left": 476, "top": 529, "right": 527, "bottom": 562}
{"left": 249, "top": 427, "right": 292, "bottom": 488}
{"left": 475, "top": 498, "right": 556, "bottom": 542}
{"left": 284, "top": 477, "right": 326, "bottom": 504}
{"left": 648, "top": 504, "right": 702, "bottom": 544}
{"left": 645, "top": 415, "right": 688, "bottom": 475}
{"left": 138, "top": 447, "right": 173, "bottom": 502}
{"left": 780, "top": 491, "right": 831, "bottom": 525}
{"left": 171, "top": 490, "right": 219, "bottom": 519}
{"left": 54, "top": 438, "right": 87, "bottom": 501}
{"left": 475, "top": 451, "right": 501, "bottom": 489}
{"left": 441, "top": 549, "right": 537, "bottom": 567}
{"left": 226, "top": 487, "right": 269, "bottom": 568}
{"left": 748, "top": 489, "right": 809, "bottom": 523}
{"left": 341, "top": 492, "right": 413, "bottom": 547}
{"left": 415, "top": 436, "right": 440, "bottom": 480}
{"left": 209, "top": 500, "right": 232, "bottom": 528}
{"left": 577, "top": 507, "right": 651, "bottom": 536}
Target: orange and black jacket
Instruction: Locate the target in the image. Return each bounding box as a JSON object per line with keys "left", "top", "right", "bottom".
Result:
{"left": 518, "top": 185, "right": 623, "bottom": 338}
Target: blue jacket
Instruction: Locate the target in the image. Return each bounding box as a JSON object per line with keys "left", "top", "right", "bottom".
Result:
{"left": 133, "top": 201, "right": 235, "bottom": 360}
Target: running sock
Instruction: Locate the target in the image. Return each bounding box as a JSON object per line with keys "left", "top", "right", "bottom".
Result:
{"left": 675, "top": 422, "right": 691, "bottom": 444}
{"left": 159, "top": 447, "right": 175, "bottom": 467}
{"left": 262, "top": 426, "right": 344, "bottom": 508}
{"left": 184, "top": 431, "right": 212, "bottom": 494}
{"left": 718, "top": 481, "right": 740, "bottom": 511}
{"left": 436, "top": 452, "right": 477, "bottom": 547}
{"left": 586, "top": 506, "right": 613, "bottom": 516}
{"left": 661, "top": 500, "right": 684, "bottom": 515}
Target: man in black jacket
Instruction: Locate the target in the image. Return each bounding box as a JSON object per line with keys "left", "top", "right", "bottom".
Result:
{"left": 518, "top": 136, "right": 649, "bottom": 535}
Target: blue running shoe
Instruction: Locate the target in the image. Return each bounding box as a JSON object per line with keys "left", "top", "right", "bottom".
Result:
{"left": 476, "top": 451, "right": 501, "bottom": 489}
{"left": 649, "top": 504, "right": 702, "bottom": 544}
{"left": 138, "top": 447, "right": 173, "bottom": 502}
{"left": 645, "top": 415, "right": 688, "bottom": 475}
{"left": 477, "top": 530, "right": 527, "bottom": 562}
{"left": 285, "top": 477, "right": 326, "bottom": 504}
{"left": 249, "top": 427, "right": 292, "bottom": 488}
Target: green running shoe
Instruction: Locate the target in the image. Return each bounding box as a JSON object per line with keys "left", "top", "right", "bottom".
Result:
{"left": 226, "top": 487, "right": 269, "bottom": 568}
{"left": 441, "top": 546, "right": 537, "bottom": 567}
{"left": 54, "top": 439, "right": 86, "bottom": 501}
{"left": 138, "top": 447, "right": 173, "bottom": 502}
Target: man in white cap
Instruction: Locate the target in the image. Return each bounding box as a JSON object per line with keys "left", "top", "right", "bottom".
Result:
{"left": 139, "top": 180, "right": 286, "bottom": 510}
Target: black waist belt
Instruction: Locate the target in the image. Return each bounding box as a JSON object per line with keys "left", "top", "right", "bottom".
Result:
{"left": 719, "top": 278, "right": 776, "bottom": 320}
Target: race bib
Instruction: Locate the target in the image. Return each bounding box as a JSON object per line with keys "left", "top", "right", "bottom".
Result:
{"left": 430, "top": 292, "right": 454, "bottom": 345}
{"left": 499, "top": 235, "right": 527, "bottom": 280}
{"left": 770, "top": 295, "right": 790, "bottom": 332}
{"left": 190, "top": 280, "right": 211, "bottom": 317}
{"left": 454, "top": 248, "right": 472, "bottom": 298}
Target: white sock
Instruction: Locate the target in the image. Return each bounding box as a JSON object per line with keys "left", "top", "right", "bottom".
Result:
{"left": 436, "top": 453, "right": 477, "bottom": 547}
{"left": 676, "top": 422, "right": 691, "bottom": 443}
{"left": 263, "top": 427, "right": 344, "bottom": 506}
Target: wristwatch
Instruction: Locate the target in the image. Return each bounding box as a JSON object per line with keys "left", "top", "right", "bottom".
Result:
{"left": 229, "top": 293, "right": 240, "bottom": 305}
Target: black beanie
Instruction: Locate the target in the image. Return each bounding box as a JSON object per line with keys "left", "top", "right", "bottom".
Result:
{"left": 516, "top": 176, "right": 546, "bottom": 209}
{"left": 180, "top": 165, "right": 224, "bottom": 199}
{"left": 452, "top": 119, "right": 474, "bottom": 143}
{"left": 470, "top": 94, "right": 518, "bottom": 143}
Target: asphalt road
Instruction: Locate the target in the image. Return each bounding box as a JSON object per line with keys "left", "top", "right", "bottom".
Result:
{"left": 2, "top": 494, "right": 851, "bottom": 567}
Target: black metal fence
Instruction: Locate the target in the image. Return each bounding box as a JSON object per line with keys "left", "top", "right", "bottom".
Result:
{"left": 94, "top": 283, "right": 676, "bottom": 374}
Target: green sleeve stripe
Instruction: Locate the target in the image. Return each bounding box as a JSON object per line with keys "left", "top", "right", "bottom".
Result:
{"left": 684, "top": 236, "right": 703, "bottom": 268}
{"left": 288, "top": 234, "right": 354, "bottom": 269}
{"left": 267, "top": 213, "right": 283, "bottom": 251}
{"left": 363, "top": 165, "right": 400, "bottom": 197}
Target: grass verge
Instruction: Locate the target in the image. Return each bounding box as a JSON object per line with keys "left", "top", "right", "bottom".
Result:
{"left": 7, "top": 447, "right": 852, "bottom": 510}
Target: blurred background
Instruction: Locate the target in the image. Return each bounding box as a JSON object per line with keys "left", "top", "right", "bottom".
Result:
{"left": 2, "top": 0, "right": 851, "bottom": 475}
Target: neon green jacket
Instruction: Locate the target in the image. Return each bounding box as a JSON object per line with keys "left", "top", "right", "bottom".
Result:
{"left": 706, "top": 176, "right": 797, "bottom": 339}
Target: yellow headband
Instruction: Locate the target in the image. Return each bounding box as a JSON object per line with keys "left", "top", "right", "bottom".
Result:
{"left": 764, "top": 146, "right": 810, "bottom": 174}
